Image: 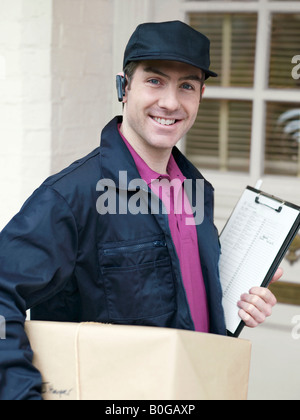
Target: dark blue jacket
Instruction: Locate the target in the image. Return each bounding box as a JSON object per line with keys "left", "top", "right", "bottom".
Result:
{"left": 0, "top": 116, "right": 226, "bottom": 400}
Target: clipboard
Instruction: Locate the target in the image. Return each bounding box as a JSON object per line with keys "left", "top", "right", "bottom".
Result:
{"left": 219, "top": 186, "right": 300, "bottom": 338}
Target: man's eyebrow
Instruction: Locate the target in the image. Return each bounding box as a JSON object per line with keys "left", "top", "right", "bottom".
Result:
{"left": 143, "top": 67, "right": 170, "bottom": 79}
{"left": 143, "top": 67, "right": 203, "bottom": 83}
{"left": 179, "top": 74, "right": 203, "bottom": 83}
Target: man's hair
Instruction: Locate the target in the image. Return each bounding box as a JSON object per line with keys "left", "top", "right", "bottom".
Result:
{"left": 124, "top": 61, "right": 140, "bottom": 89}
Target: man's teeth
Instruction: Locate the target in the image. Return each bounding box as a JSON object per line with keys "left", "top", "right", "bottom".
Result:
{"left": 152, "top": 117, "right": 176, "bottom": 126}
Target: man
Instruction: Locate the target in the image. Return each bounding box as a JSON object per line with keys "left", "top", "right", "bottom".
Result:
{"left": 0, "top": 21, "right": 280, "bottom": 400}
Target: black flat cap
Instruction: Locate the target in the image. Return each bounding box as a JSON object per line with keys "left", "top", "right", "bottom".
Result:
{"left": 123, "top": 20, "right": 218, "bottom": 80}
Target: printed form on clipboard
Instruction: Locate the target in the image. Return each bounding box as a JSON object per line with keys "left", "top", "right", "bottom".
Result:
{"left": 219, "top": 186, "right": 300, "bottom": 338}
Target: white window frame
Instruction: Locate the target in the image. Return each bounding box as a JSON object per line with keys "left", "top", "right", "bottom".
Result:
{"left": 180, "top": 0, "right": 300, "bottom": 222}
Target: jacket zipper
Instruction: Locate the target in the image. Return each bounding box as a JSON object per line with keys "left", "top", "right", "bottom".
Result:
{"left": 103, "top": 240, "right": 167, "bottom": 256}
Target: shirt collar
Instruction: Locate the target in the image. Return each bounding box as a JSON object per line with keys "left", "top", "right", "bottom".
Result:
{"left": 118, "top": 124, "right": 186, "bottom": 186}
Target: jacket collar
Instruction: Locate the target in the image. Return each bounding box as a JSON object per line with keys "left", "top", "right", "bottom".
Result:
{"left": 99, "top": 116, "right": 141, "bottom": 191}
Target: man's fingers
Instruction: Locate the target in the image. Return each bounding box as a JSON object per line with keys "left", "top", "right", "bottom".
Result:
{"left": 238, "top": 309, "right": 259, "bottom": 328}
{"left": 238, "top": 287, "right": 277, "bottom": 328}
{"left": 269, "top": 267, "right": 283, "bottom": 285}
{"left": 247, "top": 287, "right": 277, "bottom": 307}
{"left": 238, "top": 300, "right": 268, "bottom": 325}
{"left": 239, "top": 293, "right": 273, "bottom": 317}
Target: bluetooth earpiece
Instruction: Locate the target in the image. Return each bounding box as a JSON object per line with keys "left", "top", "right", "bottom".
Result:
{"left": 116, "top": 75, "right": 126, "bottom": 102}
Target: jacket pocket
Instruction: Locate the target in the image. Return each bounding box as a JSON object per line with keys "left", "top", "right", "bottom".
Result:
{"left": 99, "top": 238, "right": 176, "bottom": 321}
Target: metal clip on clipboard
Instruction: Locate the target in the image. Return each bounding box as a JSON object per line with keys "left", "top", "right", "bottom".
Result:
{"left": 255, "top": 192, "right": 285, "bottom": 213}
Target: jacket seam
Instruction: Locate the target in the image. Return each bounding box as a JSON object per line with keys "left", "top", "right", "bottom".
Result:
{"left": 45, "top": 149, "right": 100, "bottom": 189}
{"left": 24, "top": 186, "right": 80, "bottom": 310}
{"left": 40, "top": 184, "right": 79, "bottom": 274}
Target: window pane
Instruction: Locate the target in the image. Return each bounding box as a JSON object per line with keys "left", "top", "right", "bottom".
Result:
{"left": 265, "top": 103, "right": 300, "bottom": 177}
{"left": 187, "top": 101, "right": 220, "bottom": 170}
{"left": 189, "top": 13, "right": 257, "bottom": 87}
{"left": 269, "top": 13, "right": 300, "bottom": 89}
{"left": 186, "top": 100, "right": 252, "bottom": 172}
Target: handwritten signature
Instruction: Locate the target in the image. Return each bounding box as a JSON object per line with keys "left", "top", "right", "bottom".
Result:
{"left": 42, "top": 382, "right": 73, "bottom": 399}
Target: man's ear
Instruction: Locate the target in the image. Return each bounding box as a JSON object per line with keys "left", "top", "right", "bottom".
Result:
{"left": 200, "top": 84, "right": 206, "bottom": 103}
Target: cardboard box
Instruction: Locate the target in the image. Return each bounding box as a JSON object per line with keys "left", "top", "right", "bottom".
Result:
{"left": 25, "top": 321, "right": 251, "bottom": 400}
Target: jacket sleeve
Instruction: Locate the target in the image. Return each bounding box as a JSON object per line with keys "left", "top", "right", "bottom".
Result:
{"left": 0, "top": 185, "right": 78, "bottom": 400}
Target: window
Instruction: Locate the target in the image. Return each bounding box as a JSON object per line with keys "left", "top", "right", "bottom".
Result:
{"left": 189, "top": 13, "right": 257, "bottom": 88}
{"left": 187, "top": 100, "right": 252, "bottom": 172}
{"left": 269, "top": 14, "right": 300, "bottom": 88}
{"left": 184, "top": 0, "right": 300, "bottom": 179}
{"left": 265, "top": 102, "right": 300, "bottom": 177}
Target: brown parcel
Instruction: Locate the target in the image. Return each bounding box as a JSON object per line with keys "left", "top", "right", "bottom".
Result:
{"left": 25, "top": 321, "right": 251, "bottom": 400}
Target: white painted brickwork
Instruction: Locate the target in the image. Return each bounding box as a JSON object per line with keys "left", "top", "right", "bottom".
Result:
{"left": 51, "top": 0, "right": 113, "bottom": 174}
{"left": 0, "top": 0, "right": 113, "bottom": 229}
{"left": 0, "top": 0, "right": 51, "bottom": 229}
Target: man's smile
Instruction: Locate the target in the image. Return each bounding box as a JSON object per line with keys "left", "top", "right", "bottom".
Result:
{"left": 150, "top": 116, "right": 184, "bottom": 127}
{"left": 151, "top": 117, "right": 176, "bottom": 126}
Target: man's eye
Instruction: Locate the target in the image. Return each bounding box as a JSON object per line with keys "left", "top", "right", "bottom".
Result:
{"left": 148, "top": 79, "right": 160, "bottom": 85}
{"left": 182, "top": 83, "right": 194, "bottom": 90}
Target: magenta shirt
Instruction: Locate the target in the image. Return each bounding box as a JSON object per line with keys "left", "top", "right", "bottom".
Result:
{"left": 118, "top": 126, "right": 210, "bottom": 333}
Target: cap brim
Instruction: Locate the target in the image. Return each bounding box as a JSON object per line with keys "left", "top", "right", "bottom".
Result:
{"left": 203, "top": 69, "right": 218, "bottom": 80}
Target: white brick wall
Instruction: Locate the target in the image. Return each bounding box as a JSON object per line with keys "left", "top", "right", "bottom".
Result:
{"left": 0, "top": 0, "right": 22, "bottom": 225}
{"left": 51, "top": 0, "right": 114, "bottom": 174}
{"left": 0, "top": 0, "right": 114, "bottom": 229}
{"left": 0, "top": 0, "right": 53, "bottom": 229}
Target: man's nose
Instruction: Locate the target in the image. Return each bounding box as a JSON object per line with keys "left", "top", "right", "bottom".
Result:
{"left": 157, "top": 86, "right": 181, "bottom": 112}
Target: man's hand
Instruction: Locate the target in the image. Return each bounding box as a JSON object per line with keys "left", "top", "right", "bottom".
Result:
{"left": 237, "top": 268, "right": 283, "bottom": 328}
